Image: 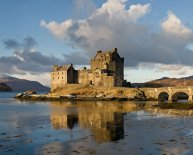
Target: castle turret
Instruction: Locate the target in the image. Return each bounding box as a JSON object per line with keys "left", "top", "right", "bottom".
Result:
{"left": 52, "top": 65, "right": 58, "bottom": 72}
{"left": 113, "top": 48, "right": 117, "bottom": 53}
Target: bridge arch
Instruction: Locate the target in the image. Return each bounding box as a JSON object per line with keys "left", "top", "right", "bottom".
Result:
{"left": 158, "top": 92, "right": 169, "bottom": 101}
{"left": 145, "top": 87, "right": 193, "bottom": 102}
{"left": 171, "top": 91, "right": 189, "bottom": 102}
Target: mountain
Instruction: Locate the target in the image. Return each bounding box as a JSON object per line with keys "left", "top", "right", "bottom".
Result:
{"left": 0, "top": 83, "right": 12, "bottom": 92}
{"left": 132, "top": 75, "right": 193, "bottom": 88}
{"left": 0, "top": 74, "right": 50, "bottom": 92}
{"left": 181, "top": 76, "right": 193, "bottom": 80}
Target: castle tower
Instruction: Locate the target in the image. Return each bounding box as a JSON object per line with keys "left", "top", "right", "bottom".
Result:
{"left": 90, "top": 48, "right": 124, "bottom": 87}
{"left": 51, "top": 64, "right": 78, "bottom": 91}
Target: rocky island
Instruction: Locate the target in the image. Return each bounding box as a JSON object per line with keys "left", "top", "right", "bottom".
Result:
{"left": 15, "top": 48, "right": 146, "bottom": 101}
{"left": 15, "top": 48, "right": 193, "bottom": 106}
{"left": 15, "top": 84, "right": 145, "bottom": 101}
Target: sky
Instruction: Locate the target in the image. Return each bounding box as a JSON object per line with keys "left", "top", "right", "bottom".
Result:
{"left": 1, "top": 0, "right": 193, "bottom": 86}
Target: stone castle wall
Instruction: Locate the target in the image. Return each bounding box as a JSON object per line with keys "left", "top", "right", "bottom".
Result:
{"left": 51, "top": 65, "right": 77, "bottom": 91}
{"left": 78, "top": 70, "right": 116, "bottom": 87}
{"left": 51, "top": 48, "right": 124, "bottom": 90}
{"left": 51, "top": 70, "right": 67, "bottom": 91}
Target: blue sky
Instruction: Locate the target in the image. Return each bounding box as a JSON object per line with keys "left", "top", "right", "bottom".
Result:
{"left": 1, "top": 0, "right": 193, "bottom": 85}
{"left": 0, "top": 0, "right": 73, "bottom": 56}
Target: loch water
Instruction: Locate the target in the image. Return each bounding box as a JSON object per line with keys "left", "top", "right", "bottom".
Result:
{"left": 0, "top": 92, "right": 193, "bottom": 155}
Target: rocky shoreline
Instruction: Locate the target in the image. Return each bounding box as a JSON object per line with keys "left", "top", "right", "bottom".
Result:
{"left": 14, "top": 86, "right": 193, "bottom": 116}
{"left": 15, "top": 85, "right": 147, "bottom": 101}
{"left": 14, "top": 92, "right": 144, "bottom": 101}
{"left": 15, "top": 91, "right": 193, "bottom": 117}
{"left": 15, "top": 92, "right": 193, "bottom": 117}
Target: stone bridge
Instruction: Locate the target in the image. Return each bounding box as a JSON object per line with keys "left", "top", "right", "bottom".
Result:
{"left": 141, "top": 86, "right": 193, "bottom": 102}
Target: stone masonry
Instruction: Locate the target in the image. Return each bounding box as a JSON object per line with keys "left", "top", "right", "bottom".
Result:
{"left": 51, "top": 48, "right": 124, "bottom": 91}
{"left": 51, "top": 64, "right": 78, "bottom": 90}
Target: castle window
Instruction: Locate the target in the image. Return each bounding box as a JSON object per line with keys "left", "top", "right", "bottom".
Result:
{"left": 62, "top": 77, "right": 63, "bottom": 79}
{"left": 58, "top": 72, "right": 59, "bottom": 74}
{"left": 53, "top": 77, "right": 54, "bottom": 80}
{"left": 58, "top": 77, "right": 59, "bottom": 79}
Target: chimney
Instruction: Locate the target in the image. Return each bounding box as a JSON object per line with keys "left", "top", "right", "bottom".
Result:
{"left": 53, "top": 65, "right": 58, "bottom": 71}
{"left": 97, "top": 50, "right": 102, "bottom": 54}
{"left": 113, "top": 48, "right": 117, "bottom": 52}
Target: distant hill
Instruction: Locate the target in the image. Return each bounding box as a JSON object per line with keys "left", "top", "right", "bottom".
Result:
{"left": 181, "top": 76, "right": 193, "bottom": 80}
{"left": 132, "top": 75, "right": 193, "bottom": 88}
{"left": 0, "top": 74, "right": 50, "bottom": 92}
{"left": 0, "top": 83, "right": 12, "bottom": 92}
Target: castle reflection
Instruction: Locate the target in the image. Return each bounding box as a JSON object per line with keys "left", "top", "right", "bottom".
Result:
{"left": 50, "top": 101, "right": 140, "bottom": 143}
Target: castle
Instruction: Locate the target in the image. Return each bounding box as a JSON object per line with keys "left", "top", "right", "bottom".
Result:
{"left": 51, "top": 48, "right": 124, "bottom": 91}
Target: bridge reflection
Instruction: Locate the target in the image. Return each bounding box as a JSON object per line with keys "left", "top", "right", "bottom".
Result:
{"left": 49, "top": 101, "right": 140, "bottom": 143}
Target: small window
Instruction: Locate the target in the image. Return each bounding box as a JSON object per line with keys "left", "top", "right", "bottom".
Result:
{"left": 53, "top": 78, "right": 54, "bottom": 80}
{"left": 58, "top": 72, "right": 59, "bottom": 74}
{"left": 62, "top": 77, "right": 63, "bottom": 79}
{"left": 58, "top": 77, "right": 59, "bottom": 79}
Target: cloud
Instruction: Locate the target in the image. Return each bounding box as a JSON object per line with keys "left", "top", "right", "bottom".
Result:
{"left": 0, "top": 36, "right": 86, "bottom": 75}
{"left": 128, "top": 3, "right": 150, "bottom": 21}
{"left": 40, "top": 20, "right": 73, "bottom": 39}
{"left": 161, "top": 11, "right": 192, "bottom": 37}
{"left": 3, "top": 39, "right": 20, "bottom": 49}
{"left": 3, "top": 36, "right": 37, "bottom": 50}
{"left": 22, "top": 36, "right": 37, "bottom": 50}
{"left": 13, "top": 72, "right": 51, "bottom": 86}
{"left": 41, "top": 0, "right": 193, "bottom": 68}
{"left": 156, "top": 64, "right": 193, "bottom": 76}
{"left": 41, "top": 0, "right": 151, "bottom": 65}
{"left": 0, "top": 56, "right": 23, "bottom": 74}
{"left": 138, "top": 63, "right": 193, "bottom": 77}
{"left": 73, "top": 0, "right": 96, "bottom": 19}
{"left": 63, "top": 51, "right": 89, "bottom": 65}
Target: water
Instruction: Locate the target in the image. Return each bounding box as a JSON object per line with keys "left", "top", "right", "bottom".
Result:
{"left": 0, "top": 92, "right": 193, "bottom": 155}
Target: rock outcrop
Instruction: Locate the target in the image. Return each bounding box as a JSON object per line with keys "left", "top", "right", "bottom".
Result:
{"left": 16, "top": 84, "right": 146, "bottom": 101}
{"left": 15, "top": 90, "right": 37, "bottom": 98}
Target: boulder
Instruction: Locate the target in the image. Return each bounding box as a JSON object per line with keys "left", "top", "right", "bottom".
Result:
{"left": 15, "top": 90, "right": 37, "bottom": 98}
